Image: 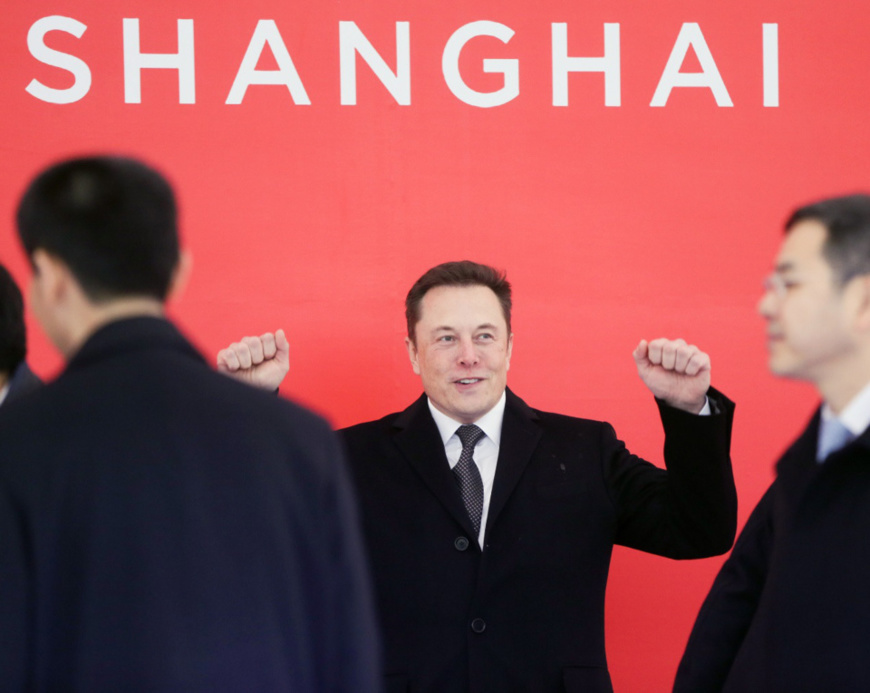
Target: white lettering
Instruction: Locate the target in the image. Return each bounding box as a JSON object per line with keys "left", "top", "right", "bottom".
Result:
{"left": 763, "top": 23, "right": 779, "bottom": 107}
{"left": 442, "top": 21, "right": 518, "bottom": 108}
{"left": 26, "top": 16, "right": 92, "bottom": 104}
{"left": 123, "top": 18, "right": 195, "bottom": 104}
{"left": 339, "top": 21, "right": 410, "bottom": 105}
{"left": 650, "top": 23, "right": 732, "bottom": 107}
{"left": 552, "top": 23, "right": 620, "bottom": 107}
{"left": 226, "top": 20, "right": 310, "bottom": 105}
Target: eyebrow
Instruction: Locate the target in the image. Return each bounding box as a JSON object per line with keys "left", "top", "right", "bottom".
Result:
{"left": 431, "top": 323, "right": 501, "bottom": 333}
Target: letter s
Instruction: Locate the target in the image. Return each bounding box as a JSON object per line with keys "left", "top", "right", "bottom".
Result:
{"left": 26, "top": 16, "right": 92, "bottom": 104}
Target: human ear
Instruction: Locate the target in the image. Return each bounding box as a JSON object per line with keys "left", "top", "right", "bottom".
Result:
{"left": 406, "top": 336, "right": 421, "bottom": 375}
{"left": 505, "top": 332, "right": 514, "bottom": 371}
{"left": 30, "top": 249, "right": 70, "bottom": 307}
{"left": 167, "top": 250, "right": 192, "bottom": 302}
{"left": 850, "top": 275, "right": 870, "bottom": 333}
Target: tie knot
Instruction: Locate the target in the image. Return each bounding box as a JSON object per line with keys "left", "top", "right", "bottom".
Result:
{"left": 456, "top": 424, "right": 484, "bottom": 450}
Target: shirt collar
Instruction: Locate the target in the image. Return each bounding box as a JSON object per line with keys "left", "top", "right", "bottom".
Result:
{"left": 821, "top": 380, "right": 870, "bottom": 437}
{"left": 0, "top": 381, "right": 8, "bottom": 407}
{"left": 427, "top": 391, "right": 507, "bottom": 446}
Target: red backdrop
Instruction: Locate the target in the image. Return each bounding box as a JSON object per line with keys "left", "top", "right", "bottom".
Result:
{"left": 2, "top": 1, "right": 866, "bottom": 689}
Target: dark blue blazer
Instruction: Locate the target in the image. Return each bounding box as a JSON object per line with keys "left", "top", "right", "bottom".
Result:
{"left": 341, "top": 388, "right": 736, "bottom": 693}
{"left": 3, "top": 360, "right": 42, "bottom": 405}
{"left": 675, "top": 410, "right": 870, "bottom": 692}
{"left": 0, "top": 317, "right": 380, "bottom": 693}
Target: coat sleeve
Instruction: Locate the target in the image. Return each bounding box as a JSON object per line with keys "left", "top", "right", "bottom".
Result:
{"left": 607, "top": 387, "right": 737, "bottom": 558}
{"left": 672, "top": 485, "right": 775, "bottom": 692}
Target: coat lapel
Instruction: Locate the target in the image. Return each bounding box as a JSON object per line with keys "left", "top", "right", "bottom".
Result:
{"left": 392, "top": 395, "right": 479, "bottom": 537}
{"left": 775, "top": 408, "right": 823, "bottom": 502}
{"left": 486, "top": 389, "right": 542, "bottom": 533}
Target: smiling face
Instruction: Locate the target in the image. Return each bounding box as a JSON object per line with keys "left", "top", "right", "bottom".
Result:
{"left": 406, "top": 284, "right": 513, "bottom": 424}
{"left": 758, "top": 219, "right": 863, "bottom": 388}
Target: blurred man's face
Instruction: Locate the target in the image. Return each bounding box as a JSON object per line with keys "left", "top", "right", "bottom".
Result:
{"left": 406, "top": 285, "right": 512, "bottom": 424}
{"left": 758, "top": 220, "right": 861, "bottom": 386}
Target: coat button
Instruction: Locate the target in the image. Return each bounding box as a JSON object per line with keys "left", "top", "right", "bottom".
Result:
{"left": 454, "top": 536, "right": 470, "bottom": 551}
{"left": 470, "top": 618, "right": 486, "bottom": 633}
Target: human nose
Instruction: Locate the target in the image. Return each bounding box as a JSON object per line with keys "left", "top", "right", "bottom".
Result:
{"left": 758, "top": 275, "right": 780, "bottom": 318}
{"left": 457, "top": 338, "right": 479, "bottom": 365}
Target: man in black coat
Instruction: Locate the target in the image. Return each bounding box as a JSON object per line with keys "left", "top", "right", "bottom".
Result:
{"left": 0, "top": 263, "right": 42, "bottom": 407}
{"left": 220, "top": 260, "right": 737, "bottom": 693}
{"left": 0, "top": 156, "right": 380, "bottom": 693}
{"left": 674, "top": 194, "right": 870, "bottom": 692}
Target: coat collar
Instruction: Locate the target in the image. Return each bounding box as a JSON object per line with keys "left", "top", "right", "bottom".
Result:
{"left": 778, "top": 406, "right": 870, "bottom": 475}
{"left": 776, "top": 408, "right": 821, "bottom": 476}
{"left": 5, "top": 361, "right": 43, "bottom": 403}
{"left": 64, "top": 316, "right": 205, "bottom": 375}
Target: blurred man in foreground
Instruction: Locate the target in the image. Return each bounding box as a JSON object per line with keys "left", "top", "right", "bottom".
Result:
{"left": 0, "top": 263, "right": 41, "bottom": 407}
{"left": 675, "top": 194, "right": 870, "bottom": 691}
{"left": 0, "top": 156, "right": 379, "bottom": 692}
{"left": 220, "top": 260, "right": 737, "bottom": 693}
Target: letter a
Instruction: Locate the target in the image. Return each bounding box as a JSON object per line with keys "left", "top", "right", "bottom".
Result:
{"left": 226, "top": 20, "right": 310, "bottom": 105}
{"left": 651, "top": 23, "right": 732, "bottom": 107}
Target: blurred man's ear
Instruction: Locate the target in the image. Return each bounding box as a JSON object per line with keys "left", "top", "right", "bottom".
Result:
{"left": 30, "top": 249, "right": 71, "bottom": 309}
{"left": 852, "top": 274, "right": 870, "bottom": 333}
{"left": 28, "top": 249, "right": 83, "bottom": 357}
{"left": 167, "top": 250, "right": 192, "bottom": 303}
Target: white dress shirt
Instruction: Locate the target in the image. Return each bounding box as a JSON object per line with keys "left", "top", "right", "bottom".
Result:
{"left": 818, "top": 380, "right": 870, "bottom": 461}
{"left": 428, "top": 392, "right": 506, "bottom": 548}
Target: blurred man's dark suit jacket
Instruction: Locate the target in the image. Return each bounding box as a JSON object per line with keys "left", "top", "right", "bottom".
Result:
{"left": 2, "top": 361, "right": 42, "bottom": 406}
{"left": 0, "top": 317, "right": 380, "bottom": 693}
{"left": 341, "top": 387, "right": 736, "bottom": 693}
{"left": 674, "top": 410, "right": 870, "bottom": 692}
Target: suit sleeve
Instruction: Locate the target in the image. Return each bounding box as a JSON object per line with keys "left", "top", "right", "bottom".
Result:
{"left": 672, "top": 485, "right": 774, "bottom": 692}
{"left": 608, "top": 387, "right": 737, "bottom": 558}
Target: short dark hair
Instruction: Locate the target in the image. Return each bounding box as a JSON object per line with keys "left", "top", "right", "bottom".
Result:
{"left": 405, "top": 260, "right": 512, "bottom": 342}
{"left": 0, "top": 264, "right": 27, "bottom": 375}
{"left": 786, "top": 193, "right": 870, "bottom": 285}
{"left": 16, "top": 156, "right": 180, "bottom": 302}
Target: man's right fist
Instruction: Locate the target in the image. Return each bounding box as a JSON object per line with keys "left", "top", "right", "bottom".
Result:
{"left": 217, "top": 329, "right": 290, "bottom": 391}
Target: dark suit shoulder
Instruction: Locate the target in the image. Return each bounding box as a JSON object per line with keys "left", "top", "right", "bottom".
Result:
{"left": 339, "top": 393, "right": 614, "bottom": 443}
{"left": 525, "top": 406, "right": 611, "bottom": 432}
{"left": 339, "top": 409, "right": 406, "bottom": 436}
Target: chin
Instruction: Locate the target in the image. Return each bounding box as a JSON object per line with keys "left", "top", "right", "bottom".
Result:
{"left": 769, "top": 360, "right": 801, "bottom": 379}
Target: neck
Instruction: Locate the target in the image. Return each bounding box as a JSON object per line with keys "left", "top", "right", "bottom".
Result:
{"left": 817, "top": 356, "right": 870, "bottom": 415}
{"left": 62, "top": 297, "right": 165, "bottom": 359}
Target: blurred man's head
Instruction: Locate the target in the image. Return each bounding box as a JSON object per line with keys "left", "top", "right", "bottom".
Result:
{"left": 15, "top": 156, "right": 182, "bottom": 356}
{"left": 0, "top": 264, "right": 27, "bottom": 381}
{"left": 758, "top": 194, "right": 870, "bottom": 410}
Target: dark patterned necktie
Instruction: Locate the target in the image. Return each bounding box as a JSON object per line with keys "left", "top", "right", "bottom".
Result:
{"left": 454, "top": 424, "right": 485, "bottom": 535}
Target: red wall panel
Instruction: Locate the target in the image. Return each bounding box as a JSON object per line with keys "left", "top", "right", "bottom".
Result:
{"left": 1, "top": 2, "right": 863, "bottom": 689}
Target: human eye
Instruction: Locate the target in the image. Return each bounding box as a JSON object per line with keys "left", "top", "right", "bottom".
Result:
{"left": 437, "top": 334, "right": 456, "bottom": 342}
{"left": 764, "top": 273, "right": 801, "bottom": 297}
